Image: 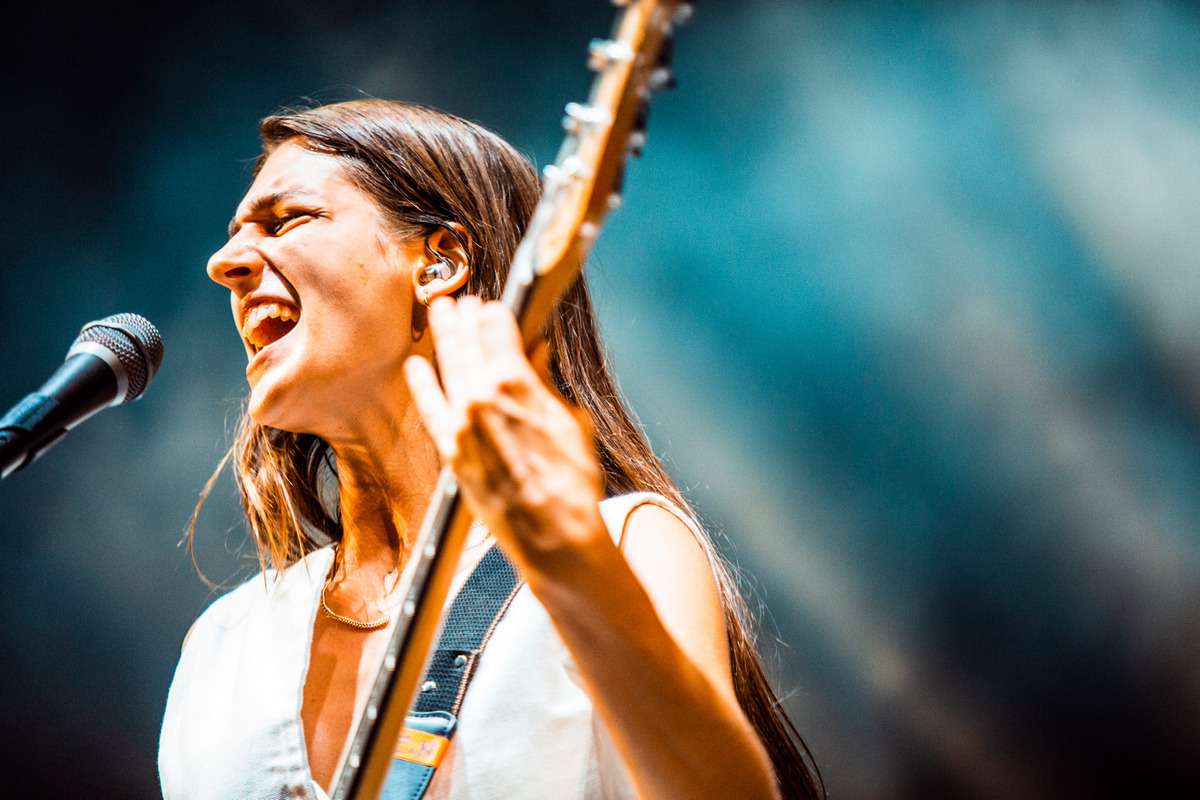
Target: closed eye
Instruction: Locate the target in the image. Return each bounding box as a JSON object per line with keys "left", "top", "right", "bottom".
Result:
{"left": 265, "top": 211, "right": 315, "bottom": 236}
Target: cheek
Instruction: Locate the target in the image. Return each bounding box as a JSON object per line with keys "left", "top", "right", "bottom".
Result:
{"left": 299, "top": 295, "right": 415, "bottom": 366}
{"left": 285, "top": 241, "right": 417, "bottom": 359}
{"left": 338, "top": 271, "right": 417, "bottom": 337}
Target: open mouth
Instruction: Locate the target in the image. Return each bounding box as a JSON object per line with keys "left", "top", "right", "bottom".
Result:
{"left": 241, "top": 301, "right": 300, "bottom": 355}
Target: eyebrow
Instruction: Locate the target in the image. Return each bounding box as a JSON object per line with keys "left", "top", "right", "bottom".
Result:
{"left": 226, "top": 189, "right": 317, "bottom": 238}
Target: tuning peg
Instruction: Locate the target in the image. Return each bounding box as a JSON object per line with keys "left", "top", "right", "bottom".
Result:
{"left": 647, "top": 67, "right": 677, "bottom": 92}
{"left": 562, "top": 101, "right": 611, "bottom": 134}
{"left": 544, "top": 155, "right": 592, "bottom": 186}
{"left": 628, "top": 131, "right": 647, "bottom": 158}
{"left": 588, "top": 38, "right": 633, "bottom": 71}
{"left": 673, "top": 3, "right": 695, "bottom": 26}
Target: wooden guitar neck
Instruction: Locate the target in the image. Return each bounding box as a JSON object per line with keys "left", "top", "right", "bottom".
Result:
{"left": 330, "top": 3, "right": 690, "bottom": 797}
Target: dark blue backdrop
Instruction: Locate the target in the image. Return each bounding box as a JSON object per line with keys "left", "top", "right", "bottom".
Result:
{"left": 1, "top": 2, "right": 1197, "bottom": 796}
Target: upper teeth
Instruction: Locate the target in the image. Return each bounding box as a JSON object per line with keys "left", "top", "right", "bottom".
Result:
{"left": 242, "top": 301, "right": 299, "bottom": 347}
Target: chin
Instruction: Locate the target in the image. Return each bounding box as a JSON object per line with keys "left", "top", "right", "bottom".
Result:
{"left": 246, "top": 387, "right": 292, "bottom": 431}
{"left": 245, "top": 371, "right": 344, "bottom": 440}
{"left": 246, "top": 372, "right": 307, "bottom": 433}
{"left": 245, "top": 341, "right": 311, "bottom": 430}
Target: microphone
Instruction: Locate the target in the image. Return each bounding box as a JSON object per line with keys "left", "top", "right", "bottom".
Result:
{"left": 0, "top": 313, "right": 164, "bottom": 479}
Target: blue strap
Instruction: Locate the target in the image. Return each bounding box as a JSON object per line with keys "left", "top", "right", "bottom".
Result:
{"left": 379, "top": 546, "right": 519, "bottom": 800}
{"left": 379, "top": 713, "right": 456, "bottom": 800}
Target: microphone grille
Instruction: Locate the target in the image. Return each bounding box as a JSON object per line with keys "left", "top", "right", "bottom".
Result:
{"left": 73, "top": 313, "right": 165, "bottom": 402}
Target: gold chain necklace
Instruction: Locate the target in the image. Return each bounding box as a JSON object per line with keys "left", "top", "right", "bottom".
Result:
{"left": 320, "top": 580, "right": 394, "bottom": 629}
{"left": 320, "top": 543, "right": 399, "bottom": 630}
{"left": 321, "top": 523, "right": 491, "bottom": 630}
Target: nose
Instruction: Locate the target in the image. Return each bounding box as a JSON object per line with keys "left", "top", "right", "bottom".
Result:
{"left": 206, "top": 236, "right": 264, "bottom": 294}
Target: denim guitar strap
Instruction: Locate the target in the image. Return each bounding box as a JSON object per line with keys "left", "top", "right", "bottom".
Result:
{"left": 379, "top": 544, "right": 520, "bottom": 800}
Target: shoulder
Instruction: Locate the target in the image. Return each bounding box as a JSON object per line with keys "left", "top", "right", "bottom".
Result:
{"left": 179, "top": 572, "right": 270, "bottom": 653}
{"left": 597, "top": 493, "right": 715, "bottom": 582}
{"left": 597, "top": 491, "right": 706, "bottom": 549}
{"left": 180, "top": 547, "right": 334, "bottom": 653}
{"left": 598, "top": 492, "right": 733, "bottom": 686}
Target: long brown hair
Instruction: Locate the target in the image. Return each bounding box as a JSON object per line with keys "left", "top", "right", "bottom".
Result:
{"left": 191, "top": 99, "right": 824, "bottom": 798}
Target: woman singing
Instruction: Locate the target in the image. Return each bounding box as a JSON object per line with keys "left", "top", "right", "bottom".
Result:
{"left": 159, "top": 100, "right": 822, "bottom": 800}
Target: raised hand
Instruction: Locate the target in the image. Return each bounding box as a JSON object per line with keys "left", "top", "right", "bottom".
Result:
{"left": 403, "top": 295, "right": 608, "bottom": 582}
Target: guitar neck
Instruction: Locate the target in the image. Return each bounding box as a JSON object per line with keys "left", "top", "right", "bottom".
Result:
{"left": 330, "top": 195, "right": 571, "bottom": 800}
{"left": 329, "top": 468, "right": 469, "bottom": 800}
{"left": 329, "top": 2, "right": 686, "bottom": 797}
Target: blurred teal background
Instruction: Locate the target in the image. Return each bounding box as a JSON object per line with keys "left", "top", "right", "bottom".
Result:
{"left": 1, "top": 1, "right": 1198, "bottom": 796}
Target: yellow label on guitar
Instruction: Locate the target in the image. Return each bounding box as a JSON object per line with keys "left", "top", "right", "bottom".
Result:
{"left": 393, "top": 727, "right": 450, "bottom": 768}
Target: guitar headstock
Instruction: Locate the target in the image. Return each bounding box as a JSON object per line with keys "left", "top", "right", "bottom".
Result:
{"left": 503, "top": 0, "right": 694, "bottom": 336}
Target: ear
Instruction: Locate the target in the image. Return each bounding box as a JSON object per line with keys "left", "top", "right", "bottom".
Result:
{"left": 412, "top": 225, "right": 472, "bottom": 305}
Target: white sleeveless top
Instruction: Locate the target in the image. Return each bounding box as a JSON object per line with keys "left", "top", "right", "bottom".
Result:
{"left": 159, "top": 492, "right": 699, "bottom": 799}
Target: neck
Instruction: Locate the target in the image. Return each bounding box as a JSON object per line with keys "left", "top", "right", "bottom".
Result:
{"left": 324, "top": 393, "right": 441, "bottom": 602}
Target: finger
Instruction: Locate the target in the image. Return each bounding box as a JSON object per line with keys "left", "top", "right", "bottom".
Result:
{"left": 458, "top": 411, "right": 524, "bottom": 506}
{"left": 453, "top": 296, "right": 489, "bottom": 404}
{"left": 428, "top": 296, "right": 470, "bottom": 407}
{"left": 476, "top": 302, "right": 545, "bottom": 398}
{"left": 476, "top": 301, "right": 526, "bottom": 362}
{"left": 403, "top": 354, "right": 457, "bottom": 458}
